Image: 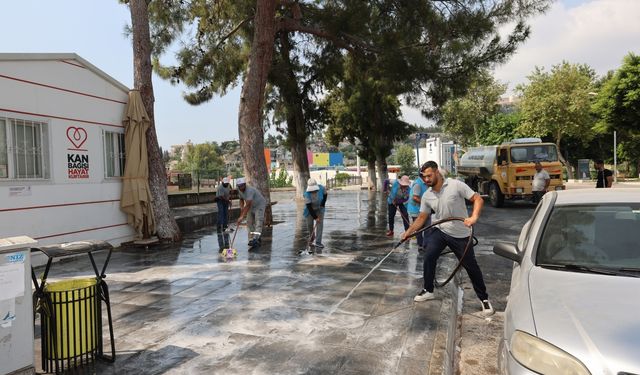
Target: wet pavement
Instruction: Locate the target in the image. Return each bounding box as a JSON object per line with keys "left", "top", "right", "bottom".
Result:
{"left": 34, "top": 190, "right": 462, "bottom": 375}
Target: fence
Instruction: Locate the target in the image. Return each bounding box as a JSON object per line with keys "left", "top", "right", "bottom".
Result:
{"left": 326, "top": 175, "right": 363, "bottom": 190}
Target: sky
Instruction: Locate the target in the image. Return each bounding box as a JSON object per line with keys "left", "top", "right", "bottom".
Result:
{"left": 2, "top": 0, "right": 639, "bottom": 150}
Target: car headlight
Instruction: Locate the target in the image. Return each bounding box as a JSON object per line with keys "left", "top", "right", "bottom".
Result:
{"left": 510, "top": 331, "right": 591, "bottom": 375}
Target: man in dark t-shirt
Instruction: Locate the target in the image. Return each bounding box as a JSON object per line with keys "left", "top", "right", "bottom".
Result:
{"left": 594, "top": 160, "right": 613, "bottom": 188}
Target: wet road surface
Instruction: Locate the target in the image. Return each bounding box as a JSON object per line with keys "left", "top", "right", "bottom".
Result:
{"left": 35, "top": 190, "right": 461, "bottom": 375}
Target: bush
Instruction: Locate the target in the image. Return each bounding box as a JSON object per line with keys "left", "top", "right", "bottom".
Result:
{"left": 334, "top": 172, "right": 351, "bottom": 184}
{"left": 269, "top": 169, "right": 293, "bottom": 188}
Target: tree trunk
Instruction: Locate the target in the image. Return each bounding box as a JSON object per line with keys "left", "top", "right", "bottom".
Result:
{"left": 556, "top": 137, "right": 574, "bottom": 180}
{"left": 291, "top": 141, "right": 310, "bottom": 199}
{"left": 130, "top": 0, "right": 181, "bottom": 241}
{"left": 367, "top": 159, "right": 377, "bottom": 191}
{"left": 279, "top": 33, "right": 310, "bottom": 200}
{"left": 375, "top": 155, "right": 389, "bottom": 191}
{"left": 238, "top": 0, "right": 277, "bottom": 225}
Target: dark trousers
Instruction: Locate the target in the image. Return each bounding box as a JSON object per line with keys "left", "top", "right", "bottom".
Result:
{"left": 217, "top": 200, "right": 229, "bottom": 229}
{"left": 412, "top": 216, "right": 424, "bottom": 247}
{"left": 411, "top": 216, "right": 432, "bottom": 248}
{"left": 388, "top": 203, "right": 410, "bottom": 232}
{"left": 532, "top": 190, "right": 545, "bottom": 204}
{"left": 423, "top": 228, "right": 489, "bottom": 301}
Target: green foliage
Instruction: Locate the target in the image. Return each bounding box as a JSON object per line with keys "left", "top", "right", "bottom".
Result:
{"left": 517, "top": 62, "right": 596, "bottom": 164}
{"left": 441, "top": 71, "right": 507, "bottom": 147}
{"left": 147, "top": 0, "right": 550, "bottom": 168}
{"left": 395, "top": 144, "right": 417, "bottom": 177}
{"left": 592, "top": 53, "right": 640, "bottom": 164}
{"left": 175, "top": 142, "right": 225, "bottom": 176}
{"left": 477, "top": 112, "right": 524, "bottom": 145}
{"left": 269, "top": 169, "right": 293, "bottom": 188}
{"left": 334, "top": 172, "right": 351, "bottom": 184}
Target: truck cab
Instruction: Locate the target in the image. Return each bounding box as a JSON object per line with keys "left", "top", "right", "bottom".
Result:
{"left": 458, "top": 138, "right": 565, "bottom": 207}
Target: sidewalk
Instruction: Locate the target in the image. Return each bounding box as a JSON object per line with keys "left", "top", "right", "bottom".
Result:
{"left": 34, "top": 191, "right": 461, "bottom": 375}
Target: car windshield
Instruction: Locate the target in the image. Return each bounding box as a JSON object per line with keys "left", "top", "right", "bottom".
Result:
{"left": 536, "top": 204, "right": 640, "bottom": 270}
{"left": 510, "top": 145, "right": 558, "bottom": 163}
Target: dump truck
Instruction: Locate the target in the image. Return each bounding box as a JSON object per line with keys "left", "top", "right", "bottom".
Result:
{"left": 457, "top": 138, "right": 565, "bottom": 207}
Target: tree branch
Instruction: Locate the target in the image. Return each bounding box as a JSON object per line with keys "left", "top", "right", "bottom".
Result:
{"left": 278, "top": 17, "right": 380, "bottom": 53}
{"left": 213, "top": 16, "right": 253, "bottom": 50}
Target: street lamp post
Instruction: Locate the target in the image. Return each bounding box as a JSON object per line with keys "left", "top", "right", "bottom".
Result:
{"left": 614, "top": 130, "right": 617, "bottom": 183}
{"left": 415, "top": 133, "right": 429, "bottom": 168}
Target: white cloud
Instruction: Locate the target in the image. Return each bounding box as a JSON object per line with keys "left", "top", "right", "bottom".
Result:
{"left": 494, "top": 0, "right": 640, "bottom": 94}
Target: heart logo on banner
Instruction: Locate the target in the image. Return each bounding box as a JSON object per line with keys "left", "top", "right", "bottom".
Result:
{"left": 66, "top": 126, "right": 88, "bottom": 149}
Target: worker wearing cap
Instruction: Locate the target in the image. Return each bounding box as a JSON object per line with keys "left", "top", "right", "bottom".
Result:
{"left": 407, "top": 175, "right": 428, "bottom": 249}
{"left": 216, "top": 177, "right": 232, "bottom": 232}
{"left": 237, "top": 177, "right": 267, "bottom": 247}
{"left": 303, "top": 178, "right": 328, "bottom": 248}
{"left": 386, "top": 175, "right": 411, "bottom": 237}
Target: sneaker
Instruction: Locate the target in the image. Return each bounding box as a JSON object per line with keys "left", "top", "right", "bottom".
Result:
{"left": 481, "top": 300, "right": 495, "bottom": 316}
{"left": 414, "top": 289, "right": 435, "bottom": 302}
{"left": 315, "top": 243, "right": 325, "bottom": 249}
{"left": 385, "top": 230, "right": 394, "bottom": 237}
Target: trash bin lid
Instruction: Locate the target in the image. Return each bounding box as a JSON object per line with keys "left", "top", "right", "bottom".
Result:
{"left": 33, "top": 240, "right": 113, "bottom": 258}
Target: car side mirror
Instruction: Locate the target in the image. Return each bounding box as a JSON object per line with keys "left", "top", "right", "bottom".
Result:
{"left": 493, "top": 242, "right": 522, "bottom": 264}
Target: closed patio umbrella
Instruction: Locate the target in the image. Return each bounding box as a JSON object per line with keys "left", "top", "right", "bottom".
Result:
{"left": 120, "top": 90, "right": 155, "bottom": 238}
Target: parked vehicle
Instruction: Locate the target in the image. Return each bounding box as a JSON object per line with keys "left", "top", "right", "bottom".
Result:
{"left": 494, "top": 189, "right": 640, "bottom": 375}
{"left": 457, "top": 138, "right": 565, "bottom": 207}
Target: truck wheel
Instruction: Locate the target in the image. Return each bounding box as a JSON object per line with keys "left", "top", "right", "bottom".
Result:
{"left": 489, "top": 182, "right": 504, "bottom": 208}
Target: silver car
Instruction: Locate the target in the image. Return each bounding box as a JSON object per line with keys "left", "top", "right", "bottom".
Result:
{"left": 494, "top": 188, "right": 640, "bottom": 375}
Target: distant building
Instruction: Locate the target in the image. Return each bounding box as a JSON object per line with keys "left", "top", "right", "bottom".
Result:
{"left": 223, "top": 149, "right": 243, "bottom": 172}
{"left": 497, "top": 96, "right": 520, "bottom": 113}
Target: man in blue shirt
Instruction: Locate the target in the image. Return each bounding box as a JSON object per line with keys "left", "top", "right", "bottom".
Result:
{"left": 407, "top": 176, "right": 428, "bottom": 249}
{"left": 386, "top": 175, "right": 411, "bottom": 237}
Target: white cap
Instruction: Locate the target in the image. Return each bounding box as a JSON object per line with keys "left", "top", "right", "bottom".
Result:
{"left": 222, "top": 177, "right": 229, "bottom": 183}
{"left": 236, "top": 177, "right": 246, "bottom": 185}
{"left": 399, "top": 175, "right": 411, "bottom": 186}
{"left": 306, "top": 178, "right": 319, "bottom": 192}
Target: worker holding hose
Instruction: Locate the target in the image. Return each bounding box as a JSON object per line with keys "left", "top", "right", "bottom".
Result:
{"left": 402, "top": 161, "right": 494, "bottom": 316}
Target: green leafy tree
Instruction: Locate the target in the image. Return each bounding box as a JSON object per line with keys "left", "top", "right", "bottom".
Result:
{"left": 269, "top": 169, "right": 293, "bottom": 188}
{"left": 441, "top": 71, "right": 507, "bottom": 147}
{"left": 395, "top": 144, "right": 417, "bottom": 177}
{"left": 517, "top": 62, "right": 597, "bottom": 177}
{"left": 477, "top": 111, "right": 524, "bottom": 145}
{"left": 147, "top": 0, "right": 550, "bottom": 195}
{"left": 176, "top": 142, "right": 225, "bottom": 179}
{"left": 593, "top": 53, "right": 640, "bottom": 175}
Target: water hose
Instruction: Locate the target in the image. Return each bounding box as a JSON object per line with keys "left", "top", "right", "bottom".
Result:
{"left": 399, "top": 217, "right": 475, "bottom": 288}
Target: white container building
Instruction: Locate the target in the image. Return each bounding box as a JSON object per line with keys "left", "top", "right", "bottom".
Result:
{"left": 0, "top": 53, "right": 135, "bottom": 252}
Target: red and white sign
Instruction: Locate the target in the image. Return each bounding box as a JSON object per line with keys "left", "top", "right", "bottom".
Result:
{"left": 66, "top": 126, "right": 90, "bottom": 179}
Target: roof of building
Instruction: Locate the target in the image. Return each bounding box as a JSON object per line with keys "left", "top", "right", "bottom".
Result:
{"left": 0, "top": 53, "right": 129, "bottom": 93}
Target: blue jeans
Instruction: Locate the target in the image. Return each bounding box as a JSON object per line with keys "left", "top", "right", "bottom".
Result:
{"left": 422, "top": 228, "right": 488, "bottom": 301}
{"left": 388, "top": 204, "right": 410, "bottom": 232}
{"left": 217, "top": 200, "right": 229, "bottom": 229}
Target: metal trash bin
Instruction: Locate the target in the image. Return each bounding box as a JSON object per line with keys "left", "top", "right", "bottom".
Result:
{"left": 31, "top": 240, "right": 115, "bottom": 374}
{"left": 42, "top": 278, "right": 99, "bottom": 363}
